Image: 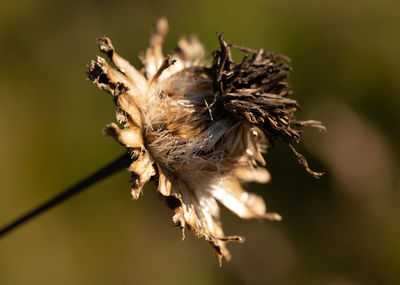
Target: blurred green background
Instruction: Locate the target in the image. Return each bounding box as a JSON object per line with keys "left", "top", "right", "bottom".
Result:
{"left": 1, "top": 0, "right": 399, "bottom": 284}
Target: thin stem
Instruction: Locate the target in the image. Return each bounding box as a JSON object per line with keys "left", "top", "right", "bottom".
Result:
{"left": 0, "top": 153, "right": 132, "bottom": 239}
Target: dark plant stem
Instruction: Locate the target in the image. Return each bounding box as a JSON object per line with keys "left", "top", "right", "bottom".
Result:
{"left": 0, "top": 153, "right": 132, "bottom": 239}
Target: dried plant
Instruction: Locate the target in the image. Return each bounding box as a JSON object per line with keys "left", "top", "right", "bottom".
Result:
{"left": 88, "top": 18, "right": 325, "bottom": 264}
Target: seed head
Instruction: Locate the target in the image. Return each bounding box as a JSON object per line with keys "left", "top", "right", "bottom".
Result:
{"left": 88, "top": 18, "right": 325, "bottom": 265}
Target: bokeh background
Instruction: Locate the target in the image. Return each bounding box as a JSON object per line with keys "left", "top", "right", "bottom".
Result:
{"left": 1, "top": 0, "right": 399, "bottom": 284}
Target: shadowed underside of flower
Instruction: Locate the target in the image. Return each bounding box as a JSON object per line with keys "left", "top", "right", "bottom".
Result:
{"left": 88, "top": 18, "right": 325, "bottom": 265}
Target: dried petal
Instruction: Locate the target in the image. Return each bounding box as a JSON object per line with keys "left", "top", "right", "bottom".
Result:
{"left": 145, "top": 18, "right": 168, "bottom": 80}
{"left": 167, "top": 173, "right": 245, "bottom": 264}
{"left": 211, "top": 177, "right": 281, "bottom": 220}
{"left": 128, "top": 152, "right": 155, "bottom": 199}
{"left": 103, "top": 123, "right": 143, "bottom": 149}
{"left": 235, "top": 166, "right": 271, "bottom": 184}
{"left": 88, "top": 57, "right": 143, "bottom": 127}
{"left": 97, "top": 36, "right": 148, "bottom": 99}
{"left": 157, "top": 164, "right": 171, "bottom": 196}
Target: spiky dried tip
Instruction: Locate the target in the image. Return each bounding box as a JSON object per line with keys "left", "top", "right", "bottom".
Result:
{"left": 208, "top": 34, "right": 325, "bottom": 178}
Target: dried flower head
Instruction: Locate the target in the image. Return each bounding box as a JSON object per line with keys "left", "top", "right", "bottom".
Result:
{"left": 88, "top": 18, "right": 325, "bottom": 264}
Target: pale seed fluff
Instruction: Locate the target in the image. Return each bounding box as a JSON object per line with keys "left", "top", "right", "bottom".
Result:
{"left": 88, "top": 18, "right": 324, "bottom": 265}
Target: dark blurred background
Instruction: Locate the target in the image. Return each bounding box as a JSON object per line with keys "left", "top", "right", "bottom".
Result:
{"left": 1, "top": 0, "right": 399, "bottom": 284}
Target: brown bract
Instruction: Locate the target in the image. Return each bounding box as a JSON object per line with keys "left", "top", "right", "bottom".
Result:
{"left": 87, "top": 18, "right": 324, "bottom": 265}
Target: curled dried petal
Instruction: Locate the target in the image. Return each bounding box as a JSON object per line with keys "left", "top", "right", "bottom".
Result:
{"left": 128, "top": 152, "right": 155, "bottom": 199}
{"left": 97, "top": 36, "right": 148, "bottom": 98}
{"left": 103, "top": 123, "right": 143, "bottom": 149}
